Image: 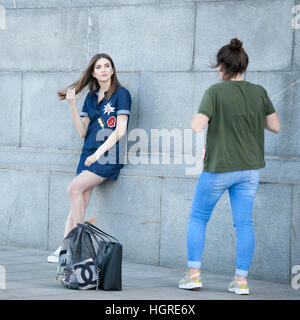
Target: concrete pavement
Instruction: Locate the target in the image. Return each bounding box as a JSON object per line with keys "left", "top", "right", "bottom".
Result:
{"left": 0, "top": 244, "right": 299, "bottom": 300}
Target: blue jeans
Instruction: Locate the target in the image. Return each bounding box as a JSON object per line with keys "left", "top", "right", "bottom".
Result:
{"left": 187, "top": 169, "right": 260, "bottom": 277}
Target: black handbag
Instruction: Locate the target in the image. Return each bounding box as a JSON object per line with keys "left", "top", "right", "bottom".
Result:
{"left": 85, "top": 222, "right": 122, "bottom": 291}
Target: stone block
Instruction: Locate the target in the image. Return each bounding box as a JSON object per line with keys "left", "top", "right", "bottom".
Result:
{"left": 0, "top": 72, "right": 22, "bottom": 146}
{"left": 0, "top": 170, "right": 49, "bottom": 249}
{"left": 138, "top": 72, "right": 219, "bottom": 154}
{"left": 0, "top": 8, "right": 89, "bottom": 71}
{"left": 89, "top": 4, "right": 194, "bottom": 71}
{"left": 92, "top": 175, "right": 162, "bottom": 264}
{"left": 22, "top": 72, "right": 84, "bottom": 149}
{"left": 160, "top": 177, "right": 197, "bottom": 268}
{"left": 194, "top": 0, "right": 294, "bottom": 71}
{"left": 250, "top": 184, "right": 292, "bottom": 283}
{"left": 246, "top": 71, "right": 300, "bottom": 157}
{"left": 116, "top": 72, "right": 140, "bottom": 133}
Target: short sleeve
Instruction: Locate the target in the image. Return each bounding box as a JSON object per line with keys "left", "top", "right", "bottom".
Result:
{"left": 197, "top": 88, "right": 214, "bottom": 119}
{"left": 80, "top": 93, "right": 89, "bottom": 118}
{"left": 263, "top": 88, "right": 276, "bottom": 116}
{"left": 116, "top": 87, "right": 132, "bottom": 116}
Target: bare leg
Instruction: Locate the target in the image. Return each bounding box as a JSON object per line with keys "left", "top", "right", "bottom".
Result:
{"left": 64, "top": 186, "right": 94, "bottom": 238}
{"left": 64, "top": 170, "right": 105, "bottom": 237}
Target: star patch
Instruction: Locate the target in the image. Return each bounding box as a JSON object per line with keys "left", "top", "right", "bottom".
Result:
{"left": 103, "top": 102, "right": 115, "bottom": 116}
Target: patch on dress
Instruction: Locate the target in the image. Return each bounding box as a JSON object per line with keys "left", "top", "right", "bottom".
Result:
{"left": 107, "top": 116, "right": 116, "bottom": 128}
{"left": 103, "top": 102, "right": 115, "bottom": 116}
{"left": 98, "top": 117, "right": 104, "bottom": 129}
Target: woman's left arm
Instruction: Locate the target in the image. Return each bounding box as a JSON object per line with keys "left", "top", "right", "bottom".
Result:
{"left": 84, "top": 115, "right": 128, "bottom": 167}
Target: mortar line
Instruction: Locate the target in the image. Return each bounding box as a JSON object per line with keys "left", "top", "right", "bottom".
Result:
{"left": 289, "top": 185, "right": 295, "bottom": 284}
{"left": 191, "top": 2, "right": 197, "bottom": 71}
{"left": 138, "top": 72, "right": 141, "bottom": 124}
{"left": 87, "top": 6, "right": 91, "bottom": 61}
{"left": 158, "top": 177, "right": 163, "bottom": 266}
{"left": 47, "top": 174, "right": 51, "bottom": 251}
{"left": 19, "top": 72, "right": 23, "bottom": 147}
{"left": 3, "top": 1, "right": 189, "bottom": 10}
{"left": 1, "top": 69, "right": 297, "bottom": 74}
{"left": 291, "top": 0, "right": 296, "bottom": 70}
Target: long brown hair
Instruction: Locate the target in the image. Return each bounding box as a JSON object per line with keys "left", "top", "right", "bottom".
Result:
{"left": 212, "top": 38, "right": 249, "bottom": 80}
{"left": 57, "top": 53, "right": 122, "bottom": 101}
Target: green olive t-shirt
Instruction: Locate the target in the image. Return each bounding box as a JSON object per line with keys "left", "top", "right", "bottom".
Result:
{"left": 198, "top": 80, "right": 276, "bottom": 172}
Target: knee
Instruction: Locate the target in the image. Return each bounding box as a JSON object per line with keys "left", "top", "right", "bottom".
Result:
{"left": 233, "top": 218, "right": 253, "bottom": 230}
{"left": 67, "top": 183, "right": 81, "bottom": 198}
{"left": 190, "top": 207, "right": 211, "bottom": 225}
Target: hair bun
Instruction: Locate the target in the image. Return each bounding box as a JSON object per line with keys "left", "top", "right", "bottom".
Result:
{"left": 229, "top": 38, "right": 243, "bottom": 50}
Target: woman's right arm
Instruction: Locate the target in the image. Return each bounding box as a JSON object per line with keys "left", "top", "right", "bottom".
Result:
{"left": 66, "top": 89, "right": 89, "bottom": 138}
{"left": 265, "top": 112, "right": 280, "bottom": 134}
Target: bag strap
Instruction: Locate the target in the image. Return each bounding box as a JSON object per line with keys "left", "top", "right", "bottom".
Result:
{"left": 84, "top": 223, "right": 112, "bottom": 244}
{"left": 84, "top": 224, "right": 108, "bottom": 248}
{"left": 85, "top": 221, "right": 120, "bottom": 244}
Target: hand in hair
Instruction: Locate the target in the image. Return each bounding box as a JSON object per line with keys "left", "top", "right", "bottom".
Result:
{"left": 66, "top": 89, "right": 76, "bottom": 106}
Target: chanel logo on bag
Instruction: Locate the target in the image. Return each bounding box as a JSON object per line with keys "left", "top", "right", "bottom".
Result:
{"left": 74, "top": 258, "right": 97, "bottom": 290}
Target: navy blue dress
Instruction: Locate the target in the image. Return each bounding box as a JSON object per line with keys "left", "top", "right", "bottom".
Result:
{"left": 75, "top": 86, "right": 132, "bottom": 180}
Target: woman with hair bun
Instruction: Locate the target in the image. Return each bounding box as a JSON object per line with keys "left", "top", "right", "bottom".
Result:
{"left": 178, "top": 38, "right": 280, "bottom": 295}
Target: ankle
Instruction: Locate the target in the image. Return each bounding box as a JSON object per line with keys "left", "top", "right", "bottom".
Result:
{"left": 188, "top": 268, "right": 201, "bottom": 278}
{"left": 234, "top": 275, "right": 247, "bottom": 282}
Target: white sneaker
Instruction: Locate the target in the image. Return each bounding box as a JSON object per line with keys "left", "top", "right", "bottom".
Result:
{"left": 178, "top": 271, "right": 203, "bottom": 290}
{"left": 228, "top": 278, "right": 250, "bottom": 295}
{"left": 47, "top": 247, "right": 61, "bottom": 263}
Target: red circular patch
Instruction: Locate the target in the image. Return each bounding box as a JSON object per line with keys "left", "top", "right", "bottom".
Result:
{"left": 107, "top": 116, "right": 116, "bottom": 128}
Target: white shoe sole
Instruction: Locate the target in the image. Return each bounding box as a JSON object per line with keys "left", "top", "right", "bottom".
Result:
{"left": 178, "top": 282, "right": 203, "bottom": 290}
{"left": 228, "top": 287, "right": 250, "bottom": 295}
{"left": 47, "top": 256, "right": 59, "bottom": 263}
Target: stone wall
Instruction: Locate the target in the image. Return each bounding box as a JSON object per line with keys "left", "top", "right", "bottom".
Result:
{"left": 0, "top": 0, "right": 299, "bottom": 284}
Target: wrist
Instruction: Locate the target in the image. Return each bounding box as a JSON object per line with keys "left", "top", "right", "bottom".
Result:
{"left": 69, "top": 102, "right": 76, "bottom": 109}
